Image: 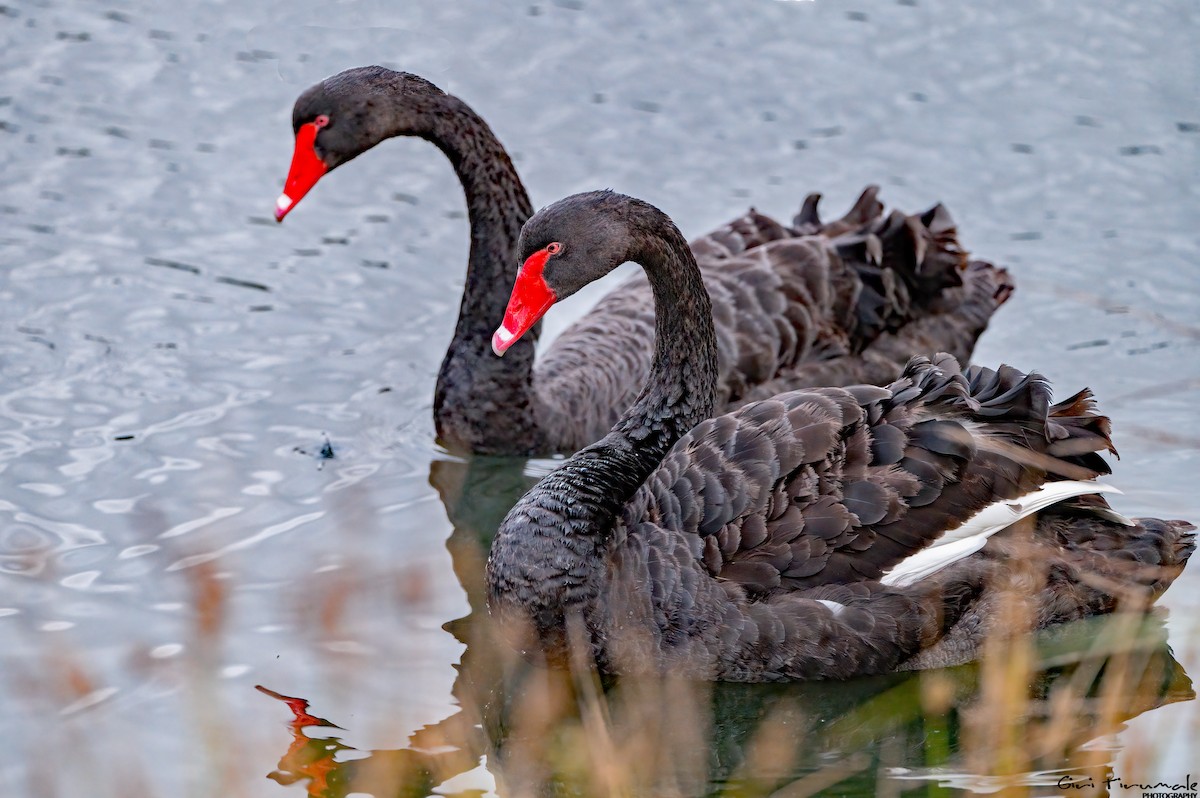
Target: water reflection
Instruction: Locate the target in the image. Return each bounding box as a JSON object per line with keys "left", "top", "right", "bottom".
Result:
{"left": 257, "top": 459, "right": 1193, "bottom": 797}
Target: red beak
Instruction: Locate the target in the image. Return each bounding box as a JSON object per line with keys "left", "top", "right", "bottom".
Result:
{"left": 493, "top": 249, "right": 556, "bottom": 356}
{"left": 274, "top": 121, "right": 328, "bottom": 222}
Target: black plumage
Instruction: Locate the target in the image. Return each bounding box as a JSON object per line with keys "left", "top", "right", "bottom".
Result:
{"left": 486, "top": 191, "right": 1194, "bottom": 681}
{"left": 276, "top": 66, "right": 1013, "bottom": 456}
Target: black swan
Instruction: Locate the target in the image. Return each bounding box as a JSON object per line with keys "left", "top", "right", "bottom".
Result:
{"left": 485, "top": 190, "right": 1194, "bottom": 681}
{"left": 274, "top": 66, "right": 1012, "bottom": 456}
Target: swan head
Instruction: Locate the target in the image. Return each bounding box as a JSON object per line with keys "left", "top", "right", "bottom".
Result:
{"left": 275, "top": 66, "right": 446, "bottom": 221}
{"left": 494, "top": 191, "right": 647, "bottom": 356}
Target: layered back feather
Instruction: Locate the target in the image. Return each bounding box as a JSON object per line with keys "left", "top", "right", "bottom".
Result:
{"left": 536, "top": 190, "right": 1012, "bottom": 451}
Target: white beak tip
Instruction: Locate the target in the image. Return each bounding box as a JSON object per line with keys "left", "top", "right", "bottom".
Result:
{"left": 274, "top": 194, "right": 294, "bottom": 221}
{"left": 492, "top": 325, "right": 516, "bottom": 357}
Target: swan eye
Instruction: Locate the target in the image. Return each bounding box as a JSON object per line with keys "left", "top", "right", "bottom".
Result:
{"left": 314, "top": 114, "right": 330, "bottom": 128}
{"left": 545, "top": 242, "right": 562, "bottom": 255}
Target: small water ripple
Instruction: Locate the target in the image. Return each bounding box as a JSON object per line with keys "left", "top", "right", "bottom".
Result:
{"left": 165, "top": 510, "right": 326, "bottom": 572}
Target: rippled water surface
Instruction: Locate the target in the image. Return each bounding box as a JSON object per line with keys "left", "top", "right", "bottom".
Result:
{"left": 1, "top": 0, "right": 1197, "bottom": 795}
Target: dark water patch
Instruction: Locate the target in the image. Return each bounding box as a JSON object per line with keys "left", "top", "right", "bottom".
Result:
{"left": 55, "top": 31, "right": 90, "bottom": 42}
{"left": 113, "top": 434, "right": 134, "bottom": 441}
{"left": 1119, "top": 145, "right": 1162, "bottom": 155}
{"left": 552, "top": 0, "right": 585, "bottom": 9}
{"left": 793, "top": 140, "right": 808, "bottom": 150}
{"left": 813, "top": 125, "right": 844, "bottom": 137}
{"left": 592, "top": 92, "right": 605, "bottom": 104}
{"left": 16, "top": 326, "right": 46, "bottom": 335}
{"left": 236, "top": 49, "right": 278, "bottom": 62}
{"left": 362, "top": 260, "right": 389, "bottom": 269}
{"left": 632, "top": 99, "right": 662, "bottom": 113}
{"left": 1011, "top": 143, "right": 1034, "bottom": 154}
{"left": 39, "top": 74, "right": 64, "bottom": 86}
{"left": 321, "top": 236, "right": 349, "bottom": 245}
{"left": 1178, "top": 122, "right": 1198, "bottom": 133}
{"left": 392, "top": 192, "right": 419, "bottom": 205}
{"left": 103, "top": 125, "right": 129, "bottom": 138}
{"left": 248, "top": 305, "right": 273, "bottom": 312}
{"left": 26, "top": 335, "right": 55, "bottom": 350}
{"left": 170, "top": 292, "right": 214, "bottom": 303}
{"left": 1128, "top": 342, "right": 1170, "bottom": 355}
{"left": 910, "top": 92, "right": 927, "bottom": 102}
{"left": 215, "top": 276, "right": 271, "bottom": 292}
{"left": 147, "top": 29, "right": 173, "bottom": 40}
{"left": 364, "top": 214, "right": 389, "bottom": 223}
{"left": 293, "top": 248, "right": 321, "bottom": 256}
{"left": 1066, "top": 339, "right": 1109, "bottom": 351}
{"left": 103, "top": 10, "right": 133, "bottom": 23}
{"left": 445, "top": 210, "right": 465, "bottom": 219}
{"left": 0, "top": 121, "right": 19, "bottom": 133}
{"left": 148, "top": 139, "right": 174, "bottom": 150}
{"left": 846, "top": 10, "right": 868, "bottom": 21}
{"left": 146, "top": 256, "right": 201, "bottom": 274}
{"left": 1076, "top": 115, "right": 1100, "bottom": 127}
{"left": 195, "top": 142, "right": 216, "bottom": 152}
{"left": 55, "top": 146, "right": 90, "bottom": 157}
{"left": 27, "top": 223, "right": 55, "bottom": 234}
{"left": 1011, "top": 231, "right": 1042, "bottom": 241}
{"left": 246, "top": 216, "right": 276, "bottom": 226}
{"left": 0, "top": 6, "right": 19, "bottom": 19}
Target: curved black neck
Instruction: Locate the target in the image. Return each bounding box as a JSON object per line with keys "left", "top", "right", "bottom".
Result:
{"left": 488, "top": 205, "right": 718, "bottom": 625}
{"left": 601, "top": 208, "right": 719, "bottom": 485}
{"left": 420, "top": 95, "right": 543, "bottom": 454}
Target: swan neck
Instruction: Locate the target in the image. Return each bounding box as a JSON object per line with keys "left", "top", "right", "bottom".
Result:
{"left": 610, "top": 213, "right": 719, "bottom": 468}
{"left": 423, "top": 95, "right": 543, "bottom": 454}
{"left": 487, "top": 209, "right": 719, "bottom": 627}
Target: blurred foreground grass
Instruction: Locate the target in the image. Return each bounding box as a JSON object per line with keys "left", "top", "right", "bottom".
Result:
{"left": 255, "top": 595, "right": 1192, "bottom": 797}
{"left": 10, "top": 457, "right": 1195, "bottom": 798}
{"left": 250, "top": 458, "right": 1195, "bottom": 798}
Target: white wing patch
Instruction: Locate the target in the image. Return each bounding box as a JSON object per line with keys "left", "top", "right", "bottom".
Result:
{"left": 815, "top": 599, "right": 847, "bottom": 616}
{"left": 880, "top": 481, "right": 1126, "bottom": 587}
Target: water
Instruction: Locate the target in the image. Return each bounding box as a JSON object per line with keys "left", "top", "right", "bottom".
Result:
{"left": 1, "top": 0, "right": 1197, "bottom": 795}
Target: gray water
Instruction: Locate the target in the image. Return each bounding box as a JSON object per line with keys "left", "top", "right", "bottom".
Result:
{"left": 1, "top": 0, "right": 1197, "bottom": 795}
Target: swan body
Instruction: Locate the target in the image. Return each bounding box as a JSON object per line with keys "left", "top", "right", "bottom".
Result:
{"left": 275, "top": 66, "right": 1011, "bottom": 455}
{"left": 485, "top": 190, "right": 1194, "bottom": 681}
